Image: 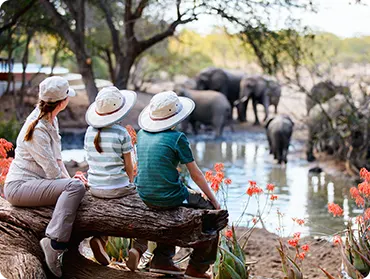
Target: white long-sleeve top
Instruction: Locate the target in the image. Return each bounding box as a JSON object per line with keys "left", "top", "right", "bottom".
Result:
{"left": 5, "top": 107, "right": 62, "bottom": 183}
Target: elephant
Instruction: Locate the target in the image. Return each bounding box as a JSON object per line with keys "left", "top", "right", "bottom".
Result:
{"left": 306, "top": 80, "right": 350, "bottom": 115}
{"left": 265, "top": 115, "right": 294, "bottom": 164}
{"left": 237, "top": 75, "right": 281, "bottom": 125}
{"left": 175, "top": 86, "right": 232, "bottom": 137}
{"left": 194, "top": 67, "right": 244, "bottom": 120}
{"left": 306, "top": 95, "right": 348, "bottom": 162}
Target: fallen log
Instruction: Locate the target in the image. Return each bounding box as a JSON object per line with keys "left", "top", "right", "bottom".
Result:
{"left": 0, "top": 192, "right": 228, "bottom": 278}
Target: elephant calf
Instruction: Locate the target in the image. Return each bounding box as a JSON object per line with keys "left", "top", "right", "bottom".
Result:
{"left": 175, "top": 87, "right": 231, "bottom": 137}
{"left": 238, "top": 76, "right": 281, "bottom": 125}
{"left": 265, "top": 115, "right": 294, "bottom": 164}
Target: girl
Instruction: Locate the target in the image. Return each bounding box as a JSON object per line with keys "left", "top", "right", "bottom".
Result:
{"left": 4, "top": 76, "right": 86, "bottom": 278}
{"left": 84, "top": 86, "right": 146, "bottom": 271}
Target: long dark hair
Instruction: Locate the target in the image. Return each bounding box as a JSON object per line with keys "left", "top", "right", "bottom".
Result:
{"left": 24, "top": 99, "right": 64, "bottom": 141}
{"left": 94, "top": 128, "right": 103, "bottom": 153}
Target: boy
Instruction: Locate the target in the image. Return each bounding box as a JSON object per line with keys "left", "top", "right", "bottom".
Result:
{"left": 135, "top": 91, "right": 222, "bottom": 279}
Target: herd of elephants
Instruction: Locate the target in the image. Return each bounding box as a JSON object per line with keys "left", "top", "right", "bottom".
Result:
{"left": 173, "top": 67, "right": 350, "bottom": 164}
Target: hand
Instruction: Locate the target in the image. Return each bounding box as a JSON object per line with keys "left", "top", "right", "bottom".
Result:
{"left": 73, "top": 171, "right": 88, "bottom": 188}
{"left": 211, "top": 199, "right": 221, "bottom": 210}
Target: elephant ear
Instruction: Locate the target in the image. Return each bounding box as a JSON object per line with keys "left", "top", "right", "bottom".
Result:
{"left": 265, "top": 117, "right": 274, "bottom": 129}
{"left": 285, "top": 115, "right": 295, "bottom": 127}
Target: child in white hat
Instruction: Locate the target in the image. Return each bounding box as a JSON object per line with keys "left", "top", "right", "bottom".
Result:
{"left": 84, "top": 86, "right": 146, "bottom": 270}
{"left": 135, "top": 91, "right": 222, "bottom": 279}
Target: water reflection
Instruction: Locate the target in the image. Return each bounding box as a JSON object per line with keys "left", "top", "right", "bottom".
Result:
{"left": 187, "top": 135, "right": 354, "bottom": 237}
{"left": 61, "top": 132, "right": 355, "bottom": 237}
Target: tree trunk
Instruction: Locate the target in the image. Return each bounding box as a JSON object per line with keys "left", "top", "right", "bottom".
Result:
{"left": 77, "top": 56, "right": 98, "bottom": 104}
{"left": 115, "top": 55, "right": 136, "bottom": 90}
{"left": 0, "top": 192, "right": 228, "bottom": 278}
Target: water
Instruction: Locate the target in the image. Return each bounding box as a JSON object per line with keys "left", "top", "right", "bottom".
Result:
{"left": 61, "top": 131, "right": 355, "bottom": 237}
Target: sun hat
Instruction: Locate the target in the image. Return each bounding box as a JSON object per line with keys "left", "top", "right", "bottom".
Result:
{"left": 138, "top": 91, "right": 195, "bottom": 132}
{"left": 39, "top": 76, "right": 76, "bottom": 102}
{"left": 85, "top": 86, "right": 137, "bottom": 128}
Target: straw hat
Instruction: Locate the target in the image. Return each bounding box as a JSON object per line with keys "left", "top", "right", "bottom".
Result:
{"left": 138, "top": 91, "right": 195, "bottom": 132}
{"left": 85, "top": 86, "right": 137, "bottom": 128}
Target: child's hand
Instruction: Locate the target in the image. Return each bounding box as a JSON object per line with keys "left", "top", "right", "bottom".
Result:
{"left": 74, "top": 171, "right": 88, "bottom": 189}
{"left": 211, "top": 199, "right": 221, "bottom": 210}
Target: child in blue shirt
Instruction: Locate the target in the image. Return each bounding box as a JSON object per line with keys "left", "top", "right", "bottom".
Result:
{"left": 135, "top": 91, "right": 221, "bottom": 279}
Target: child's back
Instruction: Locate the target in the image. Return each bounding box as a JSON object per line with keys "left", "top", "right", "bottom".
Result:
{"left": 135, "top": 129, "right": 193, "bottom": 207}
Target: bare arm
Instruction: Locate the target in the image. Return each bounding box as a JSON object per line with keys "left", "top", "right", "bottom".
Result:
{"left": 186, "top": 161, "right": 221, "bottom": 209}
{"left": 123, "top": 152, "right": 134, "bottom": 183}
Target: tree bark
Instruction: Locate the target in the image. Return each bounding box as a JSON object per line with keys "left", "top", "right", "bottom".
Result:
{"left": 0, "top": 192, "right": 228, "bottom": 278}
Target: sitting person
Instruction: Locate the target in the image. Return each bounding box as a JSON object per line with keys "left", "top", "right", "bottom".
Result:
{"left": 4, "top": 76, "right": 86, "bottom": 278}
{"left": 84, "top": 86, "right": 146, "bottom": 271}
{"left": 135, "top": 91, "right": 221, "bottom": 279}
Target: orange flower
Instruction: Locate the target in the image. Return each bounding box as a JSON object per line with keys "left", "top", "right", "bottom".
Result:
{"left": 350, "top": 187, "right": 360, "bottom": 199}
{"left": 270, "top": 195, "right": 278, "bottom": 201}
{"left": 205, "top": 170, "right": 213, "bottom": 182}
{"left": 292, "top": 218, "right": 305, "bottom": 225}
{"left": 358, "top": 181, "right": 370, "bottom": 197}
{"left": 125, "top": 125, "right": 137, "bottom": 145}
{"left": 297, "top": 252, "right": 305, "bottom": 260}
{"left": 301, "top": 244, "right": 309, "bottom": 251}
{"left": 246, "top": 185, "right": 263, "bottom": 196}
{"left": 288, "top": 238, "right": 299, "bottom": 247}
{"left": 214, "top": 163, "right": 224, "bottom": 172}
{"left": 224, "top": 178, "right": 232, "bottom": 185}
{"left": 355, "top": 196, "right": 365, "bottom": 207}
{"left": 225, "top": 229, "right": 233, "bottom": 238}
{"left": 360, "top": 168, "right": 370, "bottom": 182}
{"left": 293, "top": 232, "right": 301, "bottom": 239}
{"left": 248, "top": 180, "right": 257, "bottom": 187}
{"left": 266, "top": 183, "right": 275, "bottom": 192}
{"left": 0, "top": 138, "right": 13, "bottom": 158}
{"left": 364, "top": 208, "right": 370, "bottom": 221}
{"left": 211, "top": 181, "right": 220, "bottom": 192}
{"left": 328, "top": 203, "right": 344, "bottom": 217}
{"left": 215, "top": 171, "right": 224, "bottom": 181}
{"left": 333, "top": 235, "right": 342, "bottom": 244}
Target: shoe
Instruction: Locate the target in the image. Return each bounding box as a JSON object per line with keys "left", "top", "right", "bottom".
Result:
{"left": 126, "top": 248, "right": 140, "bottom": 271}
{"left": 89, "top": 237, "right": 110, "bottom": 266}
{"left": 184, "top": 265, "right": 211, "bottom": 279}
{"left": 40, "top": 237, "right": 65, "bottom": 278}
{"left": 149, "top": 262, "right": 184, "bottom": 275}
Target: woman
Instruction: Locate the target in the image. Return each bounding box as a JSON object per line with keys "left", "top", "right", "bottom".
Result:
{"left": 84, "top": 86, "right": 147, "bottom": 271}
{"left": 4, "top": 76, "right": 86, "bottom": 278}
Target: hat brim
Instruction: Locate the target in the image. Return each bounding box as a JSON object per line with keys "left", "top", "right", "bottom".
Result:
{"left": 139, "top": 97, "right": 195, "bottom": 132}
{"left": 85, "top": 90, "right": 137, "bottom": 128}
{"left": 67, "top": 87, "right": 76, "bottom": 97}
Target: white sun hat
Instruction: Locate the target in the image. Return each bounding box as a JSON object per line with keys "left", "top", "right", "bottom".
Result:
{"left": 39, "top": 76, "right": 76, "bottom": 102}
{"left": 85, "top": 86, "right": 137, "bottom": 128}
{"left": 139, "top": 91, "right": 195, "bottom": 132}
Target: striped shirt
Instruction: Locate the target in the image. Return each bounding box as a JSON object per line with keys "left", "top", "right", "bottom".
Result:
{"left": 135, "top": 129, "right": 194, "bottom": 207}
{"left": 84, "top": 124, "right": 133, "bottom": 189}
{"left": 5, "top": 107, "right": 62, "bottom": 183}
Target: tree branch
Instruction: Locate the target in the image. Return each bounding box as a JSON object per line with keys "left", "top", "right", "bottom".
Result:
{"left": 133, "top": 0, "right": 150, "bottom": 19}
{"left": 0, "top": 0, "right": 37, "bottom": 33}
{"left": 137, "top": 16, "right": 196, "bottom": 54}
{"left": 39, "top": 0, "right": 79, "bottom": 53}
{"left": 98, "top": 0, "right": 122, "bottom": 59}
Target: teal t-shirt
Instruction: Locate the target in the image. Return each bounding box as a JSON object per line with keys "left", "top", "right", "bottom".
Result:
{"left": 135, "top": 129, "right": 194, "bottom": 207}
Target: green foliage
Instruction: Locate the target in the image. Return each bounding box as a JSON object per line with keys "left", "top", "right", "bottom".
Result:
{"left": 104, "top": 237, "right": 130, "bottom": 263}
{"left": 214, "top": 230, "right": 249, "bottom": 279}
{"left": 0, "top": 114, "right": 21, "bottom": 145}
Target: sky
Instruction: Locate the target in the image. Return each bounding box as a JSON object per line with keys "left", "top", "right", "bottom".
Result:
{"left": 183, "top": 0, "right": 370, "bottom": 38}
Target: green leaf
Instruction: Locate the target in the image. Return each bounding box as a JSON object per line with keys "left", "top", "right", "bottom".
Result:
{"left": 220, "top": 247, "right": 247, "bottom": 279}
